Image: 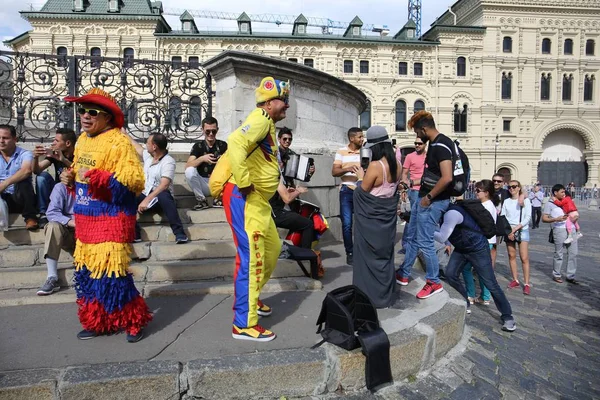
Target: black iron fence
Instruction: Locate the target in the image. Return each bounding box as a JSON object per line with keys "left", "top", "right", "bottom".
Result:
{"left": 0, "top": 50, "right": 213, "bottom": 142}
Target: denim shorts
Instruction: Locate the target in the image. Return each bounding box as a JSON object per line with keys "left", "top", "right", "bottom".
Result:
{"left": 511, "top": 227, "right": 530, "bottom": 242}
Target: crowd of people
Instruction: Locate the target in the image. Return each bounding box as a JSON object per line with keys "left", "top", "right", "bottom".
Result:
{"left": 0, "top": 74, "right": 584, "bottom": 343}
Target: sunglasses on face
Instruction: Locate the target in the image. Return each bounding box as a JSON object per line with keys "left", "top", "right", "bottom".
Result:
{"left": 493, "top": 180, "right": 504, "bottom": 183}
{"left": 204, "top": 129, "right": 218, "bottom": 135}
{"left": 414, "top": 142, "right": 424, "bottom": 146}
{"left": 281, "top": 137, "right": 292, "bottom": 142}
{"left": 476, "top": 188, "right": 485, "bottom": 193}
{"left": 77, "top": 107, "right": 107, "bottom": 117}
{"left": 509, "top": 185, "right": 519, "bottom": 189}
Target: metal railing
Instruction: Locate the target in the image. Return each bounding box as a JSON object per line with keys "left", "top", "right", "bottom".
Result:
{"left": 0, "top": 50, "right": 213, "bottom": 142}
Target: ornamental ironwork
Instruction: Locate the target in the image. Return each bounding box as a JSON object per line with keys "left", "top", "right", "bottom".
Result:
{"left": 0, "top": 50, "right": 213, "bottom": 142}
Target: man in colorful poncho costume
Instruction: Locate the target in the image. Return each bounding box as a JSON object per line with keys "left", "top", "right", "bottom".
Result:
{"left": 63, "top": 88, "right": 152, "bottom": 342}
{"left": 221, "top": 76, "right": 290, "bottom": 342}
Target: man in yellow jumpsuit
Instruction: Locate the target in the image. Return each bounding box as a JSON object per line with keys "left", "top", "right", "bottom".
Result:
{"left": 222, "top": 76, "right": 290, "bottom": 342}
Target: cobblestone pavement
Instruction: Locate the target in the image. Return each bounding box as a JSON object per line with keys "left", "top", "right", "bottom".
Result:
{"left": 338, "top": 209, "right": 600, "bottom": 400}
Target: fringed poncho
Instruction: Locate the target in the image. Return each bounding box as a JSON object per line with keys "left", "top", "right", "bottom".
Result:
{"left": 72, "top": 128, "right": 152, "bottom": 335}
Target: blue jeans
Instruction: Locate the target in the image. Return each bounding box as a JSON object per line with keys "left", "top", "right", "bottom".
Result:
{"left": 463, "top": 244, "right": 492, "bottom": 301}
{"left": 36, "top": 171, "right": 55, "bottom": 215}
{"left": 340, "top": 185, "right": 355, "bottom": 255}
{"left": 401, "top": 189, "right": 420, "bottom": 250}
{"left": 399, "top": 198, "right": 449, "bottom": 283}
{"left": 446, "top": 246, "right": 514, "bottom": 322}
{"left": 135, "top": 191, "right": 186, "bottom": 239}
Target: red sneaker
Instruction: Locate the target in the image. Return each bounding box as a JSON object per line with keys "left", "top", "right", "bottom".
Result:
{"left": 256, "top": 299, "right": 272, "bottom": 317}
{"left": 507, "top": 280, "right": 520, "bottom": 289}
{"left": 396, "top": 272, "right": 409, "bottom": 286}
{"left": 523, "top": 284, "right": 531, "bottom": 295}
{"left": 416, "top": 280, "right": 444, "bottom": 299}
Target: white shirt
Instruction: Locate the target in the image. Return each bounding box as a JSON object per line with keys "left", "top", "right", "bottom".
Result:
{"left": 482, "top": 199, "right": 497, "bottom": 244}
{"left": 501, "top": 197, "right": 532, "bottom": 230}
{"left": 543, "top": 201, "right": 566, "bottom": 229}
{"left": 143, "top": 150, "right": 176, "bottom": 196}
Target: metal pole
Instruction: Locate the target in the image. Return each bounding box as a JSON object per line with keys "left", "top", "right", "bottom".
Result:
{"left": 494, "top": 134, "right": 499, "bottom": 172}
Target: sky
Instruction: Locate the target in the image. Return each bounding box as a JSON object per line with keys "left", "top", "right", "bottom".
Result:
{"left": 1, "top": 0, "right": 456, "bottom": 51}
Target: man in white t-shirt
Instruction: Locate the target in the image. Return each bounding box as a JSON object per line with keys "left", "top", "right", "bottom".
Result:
{"left": 542, "top": 183, "right": 577, "bottom": 284}
{"left": 129, "top": 133, "right": 188, "bottom": 244}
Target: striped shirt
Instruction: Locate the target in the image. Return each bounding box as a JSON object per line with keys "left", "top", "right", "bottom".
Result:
{"left": 333, "top": 145, "right": 360, "bottom": 188}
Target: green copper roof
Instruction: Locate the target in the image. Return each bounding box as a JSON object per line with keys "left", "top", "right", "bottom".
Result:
{"left": 294, "top": 14, "right": 308, "bottom": 24}
{"left": 180, "top": 10, "right": 193, "bottom": 21}
{"left": 349, "top": 16, "right": 363, "bottom": 26}
{"left": 37, "top": 0, "right": 158, "bottom": 15}
{"left": 237, "top": 12, "right": 251, "bottom": 22}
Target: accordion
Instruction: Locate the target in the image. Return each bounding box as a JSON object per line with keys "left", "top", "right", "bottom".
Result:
{"left": 283, "top": 154, "right": 314, "bottom": 182}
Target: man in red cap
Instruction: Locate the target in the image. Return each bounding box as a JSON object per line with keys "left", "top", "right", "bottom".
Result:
{"left": 61, "top": 88, "right": 152, "bottom": 342}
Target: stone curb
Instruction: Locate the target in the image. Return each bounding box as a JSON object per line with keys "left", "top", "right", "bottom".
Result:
{"left": 0, "top": 295, "right": 465, "bottom": 399}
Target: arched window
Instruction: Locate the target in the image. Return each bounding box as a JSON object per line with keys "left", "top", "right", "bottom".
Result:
{"left": 562, "top": 73, "right": 573, "bottom": 101}
{"left": 456, "top": 56, "right": 466, "bottom": 77}
{"left": 540, "top": 73, "right": 551, "bottom": 100}
{"left": 90, "top": 47, "right": 102, "bottom": 68}
{"left": 189, "top": 96, "right": 202, "bottom": 126}
{"left": 56, "top": 46, "right": 68, "bottom": 68}
{"left": 453, "top": 104, "right": 467, "bottom": 133}
{"left": 584, "top": 74, "right": 595, "bottom": 101}
{"left": 123, "top": 47, "right": 134, "bottom": 68}
{"left": 503, "top": 37, "right": 512, "bottom": 53}
{"left": 359, "top": 99, "right": 371, "bottom": 130}
{"left": 586, "top": 39, "right": 595, "bottom": 56}
{"left": 564, "top": 39, "right": 573, "bottom": 55}
{"left": 542, "top": 38, "right": 551, "bottom": 54}
{"left": 414, "top": 100, "right": 425, "bottom": 113}
{"left": 501, "top": 72, "right": 512, "bottom": 100}
{"left": 395, "top": 100, "right": 407, "bottom": 131}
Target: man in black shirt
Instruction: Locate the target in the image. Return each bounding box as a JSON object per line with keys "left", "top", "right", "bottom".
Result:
{"left": 396, "top": 111, "right": 453, "bottom": 300}
{"left": 184, "top": 117, "right": 228, "bottom": 210}
{"left": 32, "top": 128, "right": 77, "bottom": 228}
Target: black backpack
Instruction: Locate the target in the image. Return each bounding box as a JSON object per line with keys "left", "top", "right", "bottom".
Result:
{"left": 451, "top": 200, "right": 496, "bottom": 239}
{"left": 314, "top": 285, "right": 380, "bottom": 350}
{"left": 426, "top": 139, "right": 470, "bottom": 196}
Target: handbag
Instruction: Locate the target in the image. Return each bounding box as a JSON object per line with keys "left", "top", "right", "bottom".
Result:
{"left": 548, "top": 228, "right": 555, "bottom": 244}
{"left": 504, "top": 201, "right": 523, "bottom": 243}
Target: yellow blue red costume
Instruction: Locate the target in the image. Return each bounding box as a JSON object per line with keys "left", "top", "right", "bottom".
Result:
{"left": 66, "top": 89, "right": 151, "bottom": 336}
{"left": 221, "top": 78, "right": 288, "bottom": 331}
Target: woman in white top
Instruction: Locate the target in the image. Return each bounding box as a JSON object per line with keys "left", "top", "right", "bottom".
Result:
{"left": 501, "top": 180, "right": 533, "bottom": 295}
{"left": 462, "top": 179, "right": 498, "bottom": 305}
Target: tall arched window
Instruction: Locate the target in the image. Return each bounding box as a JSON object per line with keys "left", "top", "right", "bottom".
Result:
{"left": 456, "top": 57, "right": 466, "bottom": 77}
{"left": 564, "top": 39, "right": 573, "bottom": 55}
{"left": 501, "top": 72, "right": 512, "bottom": 100}
{"left": 414, "top": 100, "right": 425, "bottom": 113}
{"left": 562, "top": 73, "right": 573, "bottom": 101}
{"left": 542, "top": 38, "right": 551, "bottom": 54}
{"left": 189, "top": 96, "right": 202, "bottom": 126}
{"left": 586, "top": 39, "right": 595, "bottom": 56}
{"left": 584, "top": 74, "right": 595, "bottom": 101}
{"left": 359, "top": 99, "right": 371, "bottom": 130}
{"left": 123, "top": 47, "right": 134, "bottom": 68}
{"left": 395, "top": 100, "right": 407, "bottom": 131}
{"left": 541, "top": 73, "right": 551, "bottom": 100}
{"left": 503, "top": 37, "right": 512, "bottom": 53}
{"left": 90, "top": 47, "right": 102, "bottom": 68}
{"left": 56, "top": 46, "right": 68, "bottom": 68}
{"left": 453, "top": 104, "right": 467, "bottom": 133}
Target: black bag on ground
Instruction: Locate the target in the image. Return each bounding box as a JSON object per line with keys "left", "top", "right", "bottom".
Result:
{"left": 313, "top": 285, "right": 393, "bottom": 390}
{"left": 451, "top": 200, "right": 496, "bottom": 239}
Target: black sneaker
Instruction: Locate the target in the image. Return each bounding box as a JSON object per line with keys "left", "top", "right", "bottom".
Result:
{"left": 38, "top": 215, "right": 49, "bottom": 229}
{"left": 133, "top": 237, "right": 142, "bottom": 243}
{"left": 566, "top": 277, "right": 579, "bottom": 285}
{"left": 37, "top": 276, "right": 60, "bottom": 296}
{"left": 77, "top": 329, "right": 98, "bottom": 340}
{"left": 193, "top": 199, "right": 210, "bottom": 210}
{"left": 346, "top": 253, "right": 353, "bottom": 266}
{"left": 126, "top": 330, "right": 144, "bottom": 343}
{"left": 176, "top": 235, "right": 189, "bottom": 244}
{"left": 212, "top": 198, "right": 224, "bottom": 208}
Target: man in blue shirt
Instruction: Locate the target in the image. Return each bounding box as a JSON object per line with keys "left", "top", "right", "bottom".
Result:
{"left": 37, "top": 182, "right": 75, "bottom": 295}
{"left": 0, "top": 124, "right": 39, "bottom": 230}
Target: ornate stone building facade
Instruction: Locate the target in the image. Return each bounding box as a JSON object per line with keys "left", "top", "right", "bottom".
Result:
{"left": 5, "top": 0, "right": 600, "bottom": 185}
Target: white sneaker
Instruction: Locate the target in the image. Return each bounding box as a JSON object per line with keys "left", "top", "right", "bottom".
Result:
{"left": 576, "top": 232, "right": 583, "bottom": 239}
{"left": 564, "top": 236, "right": 573, "bottom": 244}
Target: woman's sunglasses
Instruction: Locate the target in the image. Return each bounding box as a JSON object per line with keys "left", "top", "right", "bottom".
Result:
{"left": 509, "top": 185, "right": 520, "bottom": 189}
{"left": 476, "top": 188, "right": 486, "bottom": 193}
{"left": 77, "top": 107, "right": 107, "bottom": 117}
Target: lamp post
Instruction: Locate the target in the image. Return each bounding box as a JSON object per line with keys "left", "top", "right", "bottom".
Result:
{"left": 494, "top": 134, "right": 499, "bottom": 173}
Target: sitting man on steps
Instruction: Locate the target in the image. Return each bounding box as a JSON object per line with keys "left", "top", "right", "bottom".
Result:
{"left": 37, "top": 182, "right": 75, "bottom": 295}
{"left": 185, "top": 117, "right": 228, "bottom": 210}
{"left": 129, "top": 132, "right": 188, "bottom": 244}
{"left": 32, "top": 128, "right": 76, "bottom": 228}
{"left": 0, "top": 124, "right": 39, "bottom": 230}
